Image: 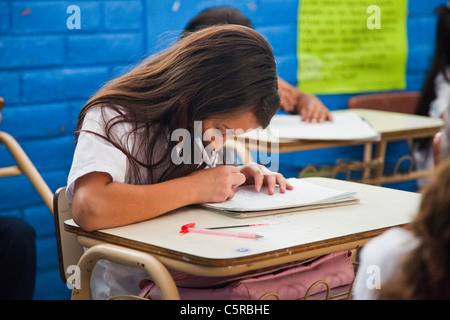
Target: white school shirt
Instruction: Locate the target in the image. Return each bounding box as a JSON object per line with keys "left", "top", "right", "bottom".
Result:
{"left": 429, "top": 68, "right": 450, "bottom": 119}
{"left": 353, "top": 228, "right": 420, "bottom": 300}
{"left": 441, "top": 101, "right": 450, "bottom": 160}
{"left": 66, "top": 106, "right": 218, "bottom": 299}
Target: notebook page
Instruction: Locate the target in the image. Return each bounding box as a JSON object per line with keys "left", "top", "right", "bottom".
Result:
{"left": 203, "top": 178, "right": 356, "bottom": 212}
{"left": 241, "top": 111, "right": 380, "bottom": 142}
{"left": 269, "top": 112, "right": 380, "bottom": 140}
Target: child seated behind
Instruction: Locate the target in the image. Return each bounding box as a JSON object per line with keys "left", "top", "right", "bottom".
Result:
{"left": 181, "top": 6, "right": 332, "bottom": 123}
{"left": 414, "top": 6, "right": 450, "bottom": 182}
{"left": 353, "top": 157, "right": 450, "bottom": 299}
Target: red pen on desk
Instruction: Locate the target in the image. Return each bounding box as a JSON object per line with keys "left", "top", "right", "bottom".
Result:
{"left": 180, "top": 223, "right": 263, "bottom": 239}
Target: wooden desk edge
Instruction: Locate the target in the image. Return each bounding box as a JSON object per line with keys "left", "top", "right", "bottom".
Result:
{"left": 238, "top": 125, "right": 443, "bottom": 153}
{"left": 65, "top": 223, "right": 406, "bottom": 277}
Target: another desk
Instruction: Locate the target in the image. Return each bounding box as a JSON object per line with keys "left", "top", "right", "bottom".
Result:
{"left": 237, "top": 109, "right": 443, "bottom": 185}
{"left": 65, "top": 177, "right": 420, "bottom": 278}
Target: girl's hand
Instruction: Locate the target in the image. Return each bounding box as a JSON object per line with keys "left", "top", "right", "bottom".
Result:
{"left": 187, "top": 166, "right": 246, "bottom": 203}
{"left": 297, "top": 92, "right": 332, "bottom": 123}
{"left": 238, "top": 163, "right": 294, "bottom": 195}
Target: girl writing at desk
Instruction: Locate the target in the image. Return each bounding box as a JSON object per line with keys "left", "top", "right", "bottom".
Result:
{"left": 66, "top": 25, "right": 293, "bottom": 299}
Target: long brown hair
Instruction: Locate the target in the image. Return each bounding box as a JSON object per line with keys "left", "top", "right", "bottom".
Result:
{"left": 378, "top": 158, "right": 450, "bottom": 299}
{"left": 75, "top": 25, "right": 279, "bottom": 184}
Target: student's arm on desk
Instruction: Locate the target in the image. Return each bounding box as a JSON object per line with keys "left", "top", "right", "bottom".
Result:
{"left": 72, "top": 167, "right": 246, "bottom": 231}
{"left": 277, "top": 78, "right": 332, "bottom": 123}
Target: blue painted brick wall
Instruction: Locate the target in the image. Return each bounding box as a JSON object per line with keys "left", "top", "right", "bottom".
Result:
{"left": 0, "top": 0, "right": 446, "bottom": 299}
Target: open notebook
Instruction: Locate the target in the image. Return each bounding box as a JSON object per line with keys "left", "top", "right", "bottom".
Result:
{"left": 203, "top": 178, "right": 359, "bottom": 218}
{"left": 242, "top": 111, "right": 380, "bottom": 142}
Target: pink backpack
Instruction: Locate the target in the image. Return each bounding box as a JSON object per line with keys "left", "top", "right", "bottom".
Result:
{"left": 139, "top": 250, "right": 354, "bottom": 300}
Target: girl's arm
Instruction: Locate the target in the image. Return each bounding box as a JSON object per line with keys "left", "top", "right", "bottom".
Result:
{"left": 72, "top": 166, "right": 246, "bottom": 231}
{"left": 277, "top": 77, "right": 332, "bottom": 123}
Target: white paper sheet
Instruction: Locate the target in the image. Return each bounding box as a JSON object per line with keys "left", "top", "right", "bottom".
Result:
{"left": 203, "top": 178, "right": 357, "bottom": 212}
{"left": 242, "top": 112, "right": 380, "bottom": 142}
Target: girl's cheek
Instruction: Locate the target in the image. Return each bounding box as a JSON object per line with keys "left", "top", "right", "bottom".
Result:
{"left": 203, "top": 128, "right": 225, "bottom": 150}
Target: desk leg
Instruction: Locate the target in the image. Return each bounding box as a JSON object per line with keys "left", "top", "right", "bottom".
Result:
{"left": 373, "top": 141, "right": 387, "bottom": 185}
{"left": 362, "top": 142, "right": 373, "bottom": 180}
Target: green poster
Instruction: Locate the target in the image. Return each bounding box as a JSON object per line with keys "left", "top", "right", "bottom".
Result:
{"left": 297, "top": 0, "right": 408, "bottom": 94}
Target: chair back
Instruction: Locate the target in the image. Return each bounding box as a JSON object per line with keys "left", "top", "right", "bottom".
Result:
{"left": 348, "top": 92, "right": 420, "bottom": 114}
{"left": 0, "top": 97, "right": 54, "bottom": 211}
{"left": 53, "top": 187, "right": 85, "bottom": 284}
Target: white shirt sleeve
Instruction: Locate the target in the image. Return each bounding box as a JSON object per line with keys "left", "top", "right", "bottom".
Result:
{"left": 429, "top": 69, "right": 450, "bottom": 118}
{"left": 65, "top": 106, "right": 149, "bottom": 299}
{"left": 353, "top": 228, "right": 420, "bottom": 300}
{"left": 441, "top": 102, "right": 450, "bottom": 160}
{"left": 65, "top": 107, "right": 130, "bottom": 202}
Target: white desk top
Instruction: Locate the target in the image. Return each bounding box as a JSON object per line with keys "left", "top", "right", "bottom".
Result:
{"left": 351, "top": 109, "right": 443, "bottom": 135}
{"left": 66, "top": 178, "right": 420, "bottom": 267}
